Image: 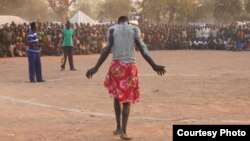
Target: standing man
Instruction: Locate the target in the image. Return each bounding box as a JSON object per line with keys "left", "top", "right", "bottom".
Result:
{"left": 86, "top": 16, "right": 166, "bottom": 140}
{"left": 27, "top": 22, "right": 45, "bottom": 83}
{"left": 61, "top": 20, "right": 76, "bottom": 71}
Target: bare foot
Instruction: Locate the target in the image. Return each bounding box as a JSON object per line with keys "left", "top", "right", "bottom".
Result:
{"left": 113, "top": 129, "right": 121, "bottom": 135}
{"left": 120, "top": 133, "right": 132, "bottom": 140}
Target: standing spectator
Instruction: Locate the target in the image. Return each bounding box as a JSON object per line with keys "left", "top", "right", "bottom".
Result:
{"left": 5, "top": 27, "right": 14, "bottom": 56}
{"left": 27, "top": 22, "right": 45, "bottom": 83}
{"left": 61, "top": 20, "right": 76, "bottom": 71}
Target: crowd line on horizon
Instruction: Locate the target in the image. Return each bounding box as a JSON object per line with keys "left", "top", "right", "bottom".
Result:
{"left": 0, "top": 21, "right": 250, "bottom": 57}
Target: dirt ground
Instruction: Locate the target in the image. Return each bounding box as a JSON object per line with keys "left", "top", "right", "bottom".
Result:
{"left": 0, "top": 50, "right": 249, "bottom": 141}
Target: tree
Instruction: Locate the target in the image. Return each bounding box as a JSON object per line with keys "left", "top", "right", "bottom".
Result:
{"left": 0, "top": 0, "right": 53, "bottom": 21}
{"left": 245, "top": 0, "right": 250, "bottom": 13}
{"left": 73, "top": 0, "right": 92, "bottom": 17}
{"left": 140, "top": 0, "right": 168, "bottom": 23}
{"left": 72, "top": 0, "right": 104, "bottom": 20}
{"left": 0, "top": 0, "right": 28, "bottom": 14}
{"left": 48, "top": 0, "right": 76, "bottom": 20}
{"left": 140, "top": 0, "right": 199, "bottom": 24}
{"left": 175, "top": 0, "right": 199, "bottom": 23}
{"left": 98, "top": 0, "right": 132, "bottom": 21}
{"left": 213, "top": 0, "right": 244, "bottom": 23}
{"left": 190, "top": 0, "right": 216, "bottom": 23}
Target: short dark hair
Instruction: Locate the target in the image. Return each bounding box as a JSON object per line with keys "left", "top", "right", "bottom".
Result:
{"left": 66, "top": 20, "right": 71, "bottom": 29}
{"left": 30, "top": 22, "right": 36, "bottom": 31}
{"left": 118, "top": 16, "right": 129, "bottom": 24}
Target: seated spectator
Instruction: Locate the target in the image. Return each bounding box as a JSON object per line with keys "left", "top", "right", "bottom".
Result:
{"left": 218, "top": 38, "right": 225, "bottom": 50}
{"left": 225, "top": 38, "right": 237, "bottom": 51}
{"left": 16, "top": 40, "right": 26, "bottom": 56}
{"left": 236, "top": 39, "right": 245, "bottom": 51}
{"left": 9, "top": 43, "right": 15, "bottom": 57}
{"left": 180, "top": 38, "right": 190, "bottom": 50}
{"left": 245, "top": 39, "right": 250, "bottom": 51}
{"left": 197, "top": 38, "right": 204, "bottom": 49}
{"left": 193, "top": 39, "right": 199, "bottom": 49}
{"left": 212, "top": 38, "right": 219, "bottom": 50}
{"left": 201, "top": 38, "right": 208, "bottom": 49}
{"left": 0, "top": 42, "right": 6, "bottom": 57}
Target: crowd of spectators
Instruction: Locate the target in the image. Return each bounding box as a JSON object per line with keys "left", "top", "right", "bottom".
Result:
{"left": 0, "top": 21, "right": 250, "bottom": 57}
{"left": 0, "top": 22, "right": 108, "bottom": 57}
{"left": 140, "top": 21, "right": 250, "bottom": 51}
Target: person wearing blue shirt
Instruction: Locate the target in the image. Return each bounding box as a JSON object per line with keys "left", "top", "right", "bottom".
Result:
{"left": 27, "top": 22, "right": 45, "bottom": 83}
{"left": 236, "top": 39, "right": 245, "bottom": 51}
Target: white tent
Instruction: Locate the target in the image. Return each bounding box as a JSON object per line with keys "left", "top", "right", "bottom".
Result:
{"left": 0, "top": 15, "right": 28, "bottom": 25}
{"left": 69, "top": 10, "right": 98, "bottom": 25}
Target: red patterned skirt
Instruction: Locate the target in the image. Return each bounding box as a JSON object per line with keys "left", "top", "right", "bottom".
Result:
{"left": 104, "top": 60, "right": 140, "bottom": 104}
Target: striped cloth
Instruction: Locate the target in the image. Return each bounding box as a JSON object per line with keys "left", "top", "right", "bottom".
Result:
{"left": 27, "top": 30, "right": 39, "bottom": 46}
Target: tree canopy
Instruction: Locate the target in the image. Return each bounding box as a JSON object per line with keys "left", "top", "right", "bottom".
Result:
{"left": 0, "top": 0, "right": 54, "bottom": 21}
{"left": 98, "top": 0, "right": 132, "bottom": 21}
{"left": 0, "top": 0, "right": 250, "bottom": 23}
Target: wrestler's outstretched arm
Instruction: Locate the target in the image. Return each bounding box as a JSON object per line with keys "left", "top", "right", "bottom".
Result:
{"left": 134, "top": 27, "right": 166, "bottom": 76}
{"left": 86, "top": 29, "right": 114, "bottom": 79}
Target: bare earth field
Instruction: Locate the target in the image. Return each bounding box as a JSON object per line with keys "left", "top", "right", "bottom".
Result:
{"left": 0, "top": 50, "right": 249, "bottom": 141}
